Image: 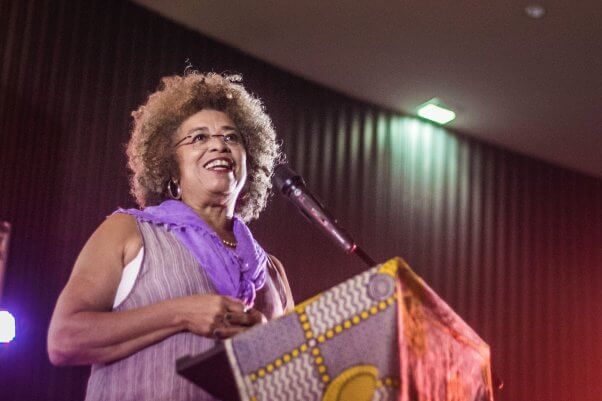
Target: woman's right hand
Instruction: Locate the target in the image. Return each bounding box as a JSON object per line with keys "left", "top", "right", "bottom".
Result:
{"left": 176, "top": 294, "right": 265, "bottom": 339}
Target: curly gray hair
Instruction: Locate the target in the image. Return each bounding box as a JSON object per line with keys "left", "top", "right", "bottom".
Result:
{"left": 126, "top": 72, "right": 280, "bottom": 222}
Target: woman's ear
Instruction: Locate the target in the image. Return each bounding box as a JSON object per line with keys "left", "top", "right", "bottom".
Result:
{"left": 168, "top": 156, "right": 180, "bottom": 182}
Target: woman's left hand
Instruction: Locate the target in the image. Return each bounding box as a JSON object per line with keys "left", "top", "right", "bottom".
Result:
{"left": 213, "top": 308, "right": 267, "bottom": 339}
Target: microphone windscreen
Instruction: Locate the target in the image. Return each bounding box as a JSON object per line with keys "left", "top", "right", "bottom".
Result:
{"left": 272, "top": 165, "right": 304, "bottom": 193}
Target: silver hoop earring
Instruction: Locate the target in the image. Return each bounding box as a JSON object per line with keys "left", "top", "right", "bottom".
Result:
{"left": 167, "top": 179, "right": 182, "bottom": 200}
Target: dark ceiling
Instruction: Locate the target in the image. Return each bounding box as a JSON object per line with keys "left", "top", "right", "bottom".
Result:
{"left": 134, "top": 0, "right": 602, "bottom": 177}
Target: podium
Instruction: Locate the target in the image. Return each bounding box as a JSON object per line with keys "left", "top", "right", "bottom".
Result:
{"left": 177, "top": 258, "right": 494, "bottom": 401}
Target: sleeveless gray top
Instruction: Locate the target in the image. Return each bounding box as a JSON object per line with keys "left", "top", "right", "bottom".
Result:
{"left": 85, "top": 220, "right": 288, "bottom": 401}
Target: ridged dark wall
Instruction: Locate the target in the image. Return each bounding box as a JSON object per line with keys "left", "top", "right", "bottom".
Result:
{"left": 1, "top": 1, "right": 601, "bottom": 400}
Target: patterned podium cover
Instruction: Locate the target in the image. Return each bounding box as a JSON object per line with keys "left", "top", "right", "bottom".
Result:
{"left": 223, "top": 258, "right": 493, "bottom": 401}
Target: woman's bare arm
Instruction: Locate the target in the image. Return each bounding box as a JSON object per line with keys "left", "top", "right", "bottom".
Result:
{"left": 254, "top": 254, "right": 294, "bottom": 318}
{"left": 269, "top": 255, "right": 295, "bottom": 314}
{"left": 47, "top": 214, "right": 250, "bottom": 365}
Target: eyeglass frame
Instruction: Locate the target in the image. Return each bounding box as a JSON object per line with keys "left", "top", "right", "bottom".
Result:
{"left": 173, "top": 129, "right": 245, "bottom": 149}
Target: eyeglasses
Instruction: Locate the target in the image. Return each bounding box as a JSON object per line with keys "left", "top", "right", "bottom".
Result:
{"left": 174, "top": 130, "right": 244, "bottom": 149}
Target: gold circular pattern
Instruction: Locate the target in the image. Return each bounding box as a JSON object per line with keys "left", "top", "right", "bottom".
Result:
{"left": 387, "top": 297, "right": 395, "bottom": 305}
{"left": 299, "top": 313, "right": 308, "bottom": 322}
{"left": 318, "top": 365, "right": 327, "bottom": 373}
{"left": 326, "top": 329, "right": 334, "bottom": 338}
{"left": 302, "top": 322, "right": 311, "bottom": 330}
{"left": 258, "top": 369, "right": 266, "bottom": 378}
{"left": 275, "top": 359, "right": 282, "bottom": 367}
{"left": 335, "top": 324, "right": 343, "bottom": 333}
{"left": 292, "top": 349, "right": 299, "bottom": 357}
{"left": 266, "top": 364, "right": 274, "bottom": 373}
{"left": 322, "top": 365, "right": 378, "bottom": 401}
{"left": 283, "top": 353, "right": 291, "bottom": 362}
{"left": 300, "top": 344, "right": 308, "bottom": 352}
{"left": 361, "top": 311, "right": 369, "bottom": 319}
{"left": 317, "top": 334, "right": 326, "bottom": 343}
{"left": 250, "top": 373, "right": 257, "bottom": 382}
{"left": 315, "top": 356, "right": 324, "bottom": 364}
{"left": 322, "top": 374, "right": 330, "bottom": 383}
{"left": 379, "top": 301, "right": 388, "bottom": 310}
{"left": 370, "top": 306, "right": 378, "bottom": 314}
{"left": 352, "top": 316, "right": 361, "bottom": 324}
{"left": 305, "top": 331, "right": 313, "bottom": 339}
{"left": 312, "top": 347, "right": 321, "bottom": 356}
{"left": 343, "top": 320, "right": 352, "bottom": 329}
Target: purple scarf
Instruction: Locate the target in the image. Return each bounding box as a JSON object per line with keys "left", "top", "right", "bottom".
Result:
{"left": 115, "top": 200, "right": 267, "bottom": 306}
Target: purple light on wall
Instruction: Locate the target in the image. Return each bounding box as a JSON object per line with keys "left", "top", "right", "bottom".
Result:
{"left": 0, "top": 310, "right": 16, "bottom": 343}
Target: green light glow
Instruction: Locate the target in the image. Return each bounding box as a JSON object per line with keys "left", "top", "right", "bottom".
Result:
{"left": 416, "top": 102, "right": 456, "bottom": 125}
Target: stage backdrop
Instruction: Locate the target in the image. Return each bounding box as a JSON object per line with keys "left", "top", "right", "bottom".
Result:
{"left": 1, "top": 1, "right": 601, "bottom": 400}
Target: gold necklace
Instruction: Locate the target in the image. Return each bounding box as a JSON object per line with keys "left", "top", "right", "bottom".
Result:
{"left": 221, "top": 238, "right": 237, "bottom": 248}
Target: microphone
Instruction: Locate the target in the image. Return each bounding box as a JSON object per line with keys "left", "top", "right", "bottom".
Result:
{"left": 273, "top": 165, "right": 375, "bottom": 267}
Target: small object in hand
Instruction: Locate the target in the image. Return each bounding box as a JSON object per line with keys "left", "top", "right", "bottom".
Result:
{"left": 212, "top": 329, "right": 222, "bottom": 339}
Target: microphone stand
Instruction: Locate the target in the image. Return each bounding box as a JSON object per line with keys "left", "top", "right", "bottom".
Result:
{"left": 350, "top": 246, "right": 376, "bottom": 268}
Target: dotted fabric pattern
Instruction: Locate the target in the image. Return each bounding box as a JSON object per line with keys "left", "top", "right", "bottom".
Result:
{"left": 229, "top": 264, "right": 400, "bottom": 401}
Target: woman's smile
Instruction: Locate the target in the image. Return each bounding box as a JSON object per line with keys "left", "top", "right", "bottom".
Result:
{"left": 203, "top": 157, "right": 235, "bottom": 172}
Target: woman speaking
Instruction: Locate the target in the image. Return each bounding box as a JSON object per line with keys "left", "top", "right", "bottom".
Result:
{"left": 48, "top": 72, "right": 293, "bottom": 401}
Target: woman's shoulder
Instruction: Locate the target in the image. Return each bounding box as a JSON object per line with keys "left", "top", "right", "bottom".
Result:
{"left": 96, "top": 213, "right": 142, "bottom": 264}
{"left": 266, "top": 254, "right": 286, "bottom": 279}
{"left": 102, "top": 213, "right": 139, "bottom": 234}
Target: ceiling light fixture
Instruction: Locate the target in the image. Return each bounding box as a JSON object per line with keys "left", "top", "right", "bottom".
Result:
{"left": 525, "top": 4, "right": 546, "bottom": 19}
{"left": 416, "top": 98, "right": 456, "bottom": 125}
